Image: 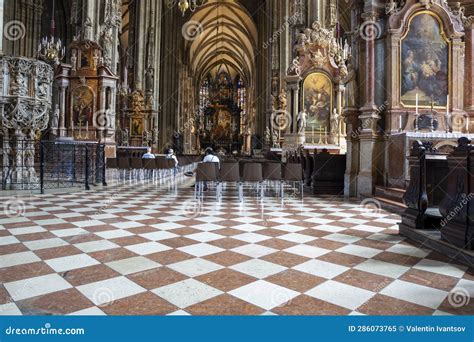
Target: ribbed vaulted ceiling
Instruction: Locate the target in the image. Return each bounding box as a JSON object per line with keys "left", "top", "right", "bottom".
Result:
{"left": 186, "top": 0, "right": 257, "bottom": 86}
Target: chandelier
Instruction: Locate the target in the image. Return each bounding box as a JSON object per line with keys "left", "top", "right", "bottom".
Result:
{"left": 37, "top": 0, "right": 65, "bottom": 66}
{"left": 168, "top": 0, "right": 207, "bottom": 16}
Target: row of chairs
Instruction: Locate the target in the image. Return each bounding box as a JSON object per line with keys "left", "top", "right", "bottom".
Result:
{"left": 106, "top": 157, "right": 178, "bottom": 182}
{"left": 195, "top": 161, "right": 303, "bottom": 201}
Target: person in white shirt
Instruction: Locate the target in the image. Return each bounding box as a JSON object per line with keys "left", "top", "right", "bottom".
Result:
{"left": 203, "top": 147, "right": 220, "bottom": 167}
{"left": 166, "top": 148, "right": 179, "bottom": 167}
{"left": 142, "top": 147, "right": 155, "bottom": 159}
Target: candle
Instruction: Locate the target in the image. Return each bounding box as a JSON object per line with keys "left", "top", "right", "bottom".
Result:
{"left": 446, "top": 94, "right": 449, "bottom": 116}
{"left": 415, "top": 93, "right": 419, "bottom": 114}
{"left": 399, "top": 114, "right": 402, "bottom": 131}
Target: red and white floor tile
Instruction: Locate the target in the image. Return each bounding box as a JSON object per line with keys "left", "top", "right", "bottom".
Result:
{"left": 0, "top": 180, "right": 473, "bottom": 316}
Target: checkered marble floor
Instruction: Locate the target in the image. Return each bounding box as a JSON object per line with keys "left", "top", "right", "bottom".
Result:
{"left": 1, "top": 179, "right": 473, "bottom": 316}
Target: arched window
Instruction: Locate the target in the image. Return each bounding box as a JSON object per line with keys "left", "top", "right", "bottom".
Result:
{"left": 199, "top": 75, "right": 211, "bottom": 113}
{"left": 236, "top": 76, "right": 246, "bottom": 132}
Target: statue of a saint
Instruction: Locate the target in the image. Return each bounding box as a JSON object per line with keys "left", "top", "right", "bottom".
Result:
{"left": 278, "top": 89, "right": 287, "bottom": 111}
{"left": 51, "top": 104, "right": 60, "bottom": 129}
{"left": 331, "top": 109, "right": 340, "bottom": 135}
{"left": 297, "top": 109, "right": 308, "bottom": 134}
{"left": 264, "top": 126, "right": 271, "bottom": 146}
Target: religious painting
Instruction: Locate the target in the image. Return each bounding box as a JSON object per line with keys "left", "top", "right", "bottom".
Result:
{"left": 213, "top": 107, "right": 232, "bottom": 140}
{"left": 72, "top": 86, "right": 94, "bottom": 125}
{"left": 401, "top": 12, "right": 449, "bottom": 107}
{"left": 303, "top": 72, "right": 332, "bottom": 131}
{"left": 131, "top": 118, "right": 143, "bottom": 137}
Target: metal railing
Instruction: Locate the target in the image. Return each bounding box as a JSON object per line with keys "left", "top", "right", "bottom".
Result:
{"left": 1, "top": 140, "right": 106, "bottom": 194}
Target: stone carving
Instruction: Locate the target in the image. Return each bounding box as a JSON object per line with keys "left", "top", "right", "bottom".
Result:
{"left": 295, "top": 21, "right": 349, "bottom": 75}
{"left": 51, "top": 104, "right": 60, "bottom": 130}
{"left": 0, "top": 57, "right": 53, "bottom": 189}
{"left": 287, "top": 57, "right": 301, "bottom": 76}
{"left": 343, "top": 58, "right": 357, "bottom": 108}
{"left": 272, "top": 129, "right": 279, "bottom": 148}
{"left": 297, "top": 109, "right": 308, "bottom": 134}
{"left": 264, "top": 126, "right": 271, "bottom": 146}
{"left": 386, "top": 0, "right": 406, "bottom": 15}
{"left": 331, "top": 109, "right": 340, "bottom": 135}
{"left": 99, "top": 30, "right": 113, "bottom": 67}
{"left": 130, "top": 90, "right": 145, "bottom": 114}
{"left": 278, "top": 89, "right": 287, "bottom": 110}
{"left": 290, "top": 0, "right": 305, "bottom": 26}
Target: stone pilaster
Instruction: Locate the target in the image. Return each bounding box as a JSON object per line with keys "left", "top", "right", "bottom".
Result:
{"left": 356, "top": 10, "right": 381, "bottom": 196}
{"left": 465, "top": 20, "right": 474, "bottom": 132}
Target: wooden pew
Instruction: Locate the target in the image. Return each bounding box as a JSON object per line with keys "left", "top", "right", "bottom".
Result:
{"left": 439, "top": 138, "right": 474, "bottom": 250}
{"left": 401, "top": 141, "right": 449, "bottom": 230}
{"left": 311, "top": 151, "right": 346, "bottom": 195}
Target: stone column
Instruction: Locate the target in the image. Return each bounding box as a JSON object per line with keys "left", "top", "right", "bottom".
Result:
{"left": 0, "top": 0, "right": 4, "bottom": 55}
{"left": 452, "top": 36, "right": 466, "bottom": 132}
{"left": 465, "top": 20, "right": 474, "bottom": 132}
{"left": 344, "top": 109, "right": 360, "bottom": 197}
{"left": 357, "top": 11, "right": 381, "bottom": 196}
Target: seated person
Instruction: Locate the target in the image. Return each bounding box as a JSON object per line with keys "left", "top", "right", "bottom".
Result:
{"left": 166, "top": 148, "right": 179, "bottom": 167}
{"left": 185, "top": 148, "right": 220, "bottom": 191}
{"left": 142, "top": 147, "right": 155, "bottom": 159}
{"left": 203, "top": 147, "right": 220, "bottom": 167}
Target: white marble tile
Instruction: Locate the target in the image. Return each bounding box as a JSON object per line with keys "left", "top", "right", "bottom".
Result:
{"left": 5, "top": 274, "right": 72, "bottom": 301}
{"left": 233, "top": 233, "right": 271, "bottom": 243}
{"left": 186, "top": 232, "right": 224, "bottom": 243}
{"left": 125, "top": 242, "right": 171, "bottom": 255}
{"left": 0, "top": 302, "right": 22, "bottom": 315}
{"left": 95, "top": 230, "right": 134, "bottom": 239}
{"left": 306, "top": 280, "right": 375, "bottom": 310}
{"left": 355, "top": 259, "right": 410, "bottom": 279}
{"left": 413, "top": 259, "right": 467, "bottom": 278}
{"left": 278, "top": 233, "right": 316, "bottom": 244}
{"left": 336, "top": 245, "right": 382, "bottom": 258}
{"left": 68, "top": 307, "right": 106, "bottom": 316}
{"left": 106, "top": 256, "right": 160, "bottom": 275}
{"left": 23, "top": 238, "right": 68, "bottom": 251}
{"left": 77, "top": 276, "right": 146, "bottom": 306}
{"left": 75, "top": 240, "right": 119, "bottom": 253}
{"left": 0, "top": 235, "right": 20, "bottom": 246}
{"left": 9, "top": 226, "right": 46, "bottom": 236}
{"left": 0, "top": 251, "right": 41, "bottom": 268}
{"left": 46, "top": 254, "right": 100, "bottom": 272}
{"left": 231, "top": 244, "right": 277, "bottom": 258}
{"left": 230, "top": 259, "right": 286, "bottom": 279}
{"left": 51, "top": 228, "right": 88, "bottom": 237}
{"left": 294, "top": 260, "right": 349, "bottom": 279}
{"left": 139, "top": 231, "right": 179, "bottom": 241}
{"left": 178, "top": 243, "right": 224, "bottom": 257}
{"left": 229, "top": 280, "right": 299, "bottom": 310}
{"left": 284, "top": 245, "right": 330, "bottom": 259}
{"left": 168, "top": 258, "right": 224, "bottom": 277}
{"left": 381, "top": 280, "right": 448, "bottom": 309}
{"left": 152, "top": 279, "right": 222, "bottom": 308}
